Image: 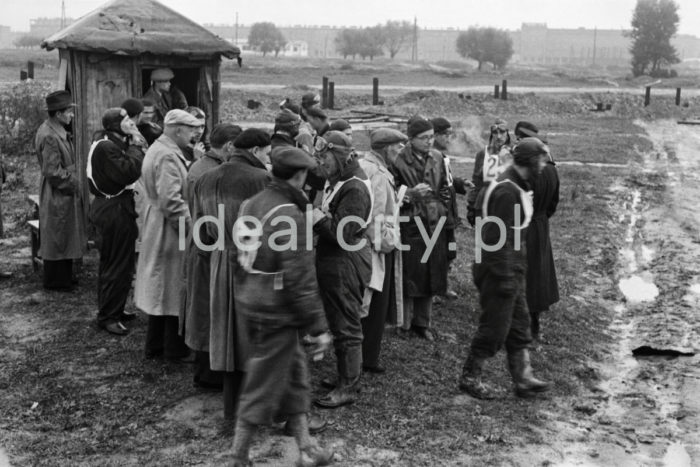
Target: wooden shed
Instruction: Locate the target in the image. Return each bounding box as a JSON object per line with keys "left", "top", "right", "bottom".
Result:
{"left": 41, "top": 0, "right": 240, "bottom": 201}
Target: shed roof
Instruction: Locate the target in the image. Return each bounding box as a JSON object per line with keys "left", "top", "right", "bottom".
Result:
{"left": 42, "top": 0, "right": 240, "bottom": 59}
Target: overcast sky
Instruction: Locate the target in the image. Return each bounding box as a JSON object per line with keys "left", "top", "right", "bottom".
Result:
{"left": 5, "top": 0, "right": 700, "bottom": 35}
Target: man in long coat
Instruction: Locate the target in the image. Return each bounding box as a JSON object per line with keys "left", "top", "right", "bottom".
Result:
{"left": 180, "top": 123, "right": 242, "bottom": 389}
{"left": 88, "top": 108, "right": 145, "bottom": 336}
{"left": 313, "top": 131, "right": 372, "bottom": 408}
{"left": 358, "top": 128, "right": 407, "bottom": 374}
{"left": 459, "top": 138, "right": 552, "bottom": 400}
{"left": 34, "top": 90, "right": 87, "bottom": 290}
{"left": 135, "top": 109, "right": 203, "bottom": 360}
{"left": 391, "top": 117, "right": 450, "bottom": 341}
{"left": 193, "top": 128, "right": 271, "bottom": 419}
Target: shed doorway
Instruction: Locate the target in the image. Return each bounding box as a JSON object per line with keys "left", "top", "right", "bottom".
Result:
{"left": 141, "top": 67, "right": 200, "bottom": 108}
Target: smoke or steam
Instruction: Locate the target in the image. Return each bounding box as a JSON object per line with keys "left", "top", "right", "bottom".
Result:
{"left": 447, "top": 115, "right": 485, "bottom": 157}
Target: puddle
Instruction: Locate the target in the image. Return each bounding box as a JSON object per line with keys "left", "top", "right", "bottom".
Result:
{"left": 619, "top": 275, "right": 659, "bottom": 303}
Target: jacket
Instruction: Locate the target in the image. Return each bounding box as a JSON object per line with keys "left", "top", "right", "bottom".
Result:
{"left": 34, "top": 118, "right": 87, "bottom": 260}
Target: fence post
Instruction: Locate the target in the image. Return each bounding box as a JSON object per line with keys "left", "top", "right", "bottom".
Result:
{"left": 20, "top": 70, "right": 27, "bottom": 81}
{"left": 328, "top": 82, "right": 335, "bottom": 110}
{"left": 644, "top": 86, "right": 651, "bottom": 107}
{"left": 676, "top": 87, "right": 681, "bottom": 106}
{"left": 494, "top": 85, "right": 500, "bottom": 99}
{"left": 372, "top": 77, "right": 379, "bottom": 105}
{"left": 27, "top": 61, "right": 35, "bottom": 79}
{"left": 321, "top": 76, "right": 329, "bottom": 109}
{"left": 501, "top": 80, "right": 508, "bottom": 100}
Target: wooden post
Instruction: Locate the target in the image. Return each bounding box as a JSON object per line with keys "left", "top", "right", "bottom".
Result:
{"left": 501, "top": 79, "right": 508, "bottom": 100}
{"left": 321, "top": 76, "right": 329, "bottom": 109}
{"left": 494, "top": 85, "right": 500, "bottom": 99}
{"left": 328, "top": 81, "right": 335, "bottom": 109}
{"left": 644, "top": 86, "right": 651, "bottom": 107}
{"left": 676, "top": 88, "right": 681, "bottom": 106}
{"left": 372, "top": 77, "right": 379, "bottom": 105}
{"left": 27, "top": 61, "right": 35, "bottom": 79}
{"left": 20, "top": 70, "right": 27, "bottom": 81}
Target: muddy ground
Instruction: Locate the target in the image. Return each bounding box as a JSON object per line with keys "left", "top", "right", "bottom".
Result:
{"left": 1, "top": 78, "right": 699, "bottom": 466}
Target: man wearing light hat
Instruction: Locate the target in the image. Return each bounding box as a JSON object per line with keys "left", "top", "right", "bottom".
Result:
{"left": 193, "top": 127, "right": 271, "bottom": 420}
{"left": 135, "top": 109, "right": 203, "bottom": 361}
{"left": 34, "top": 90, "right": 87, "bottom": 290}
{"left": 459, "top": 137, "right": 552, "bottom": 400}
{"left": 358, "top": 128, "right": 407, "bottom": 374}
{"left": 231, "top": 146, "right": 333, "bottom": 467}
{"left": 143, "top": 68, "right": 188, "bottom": 127}
{"left": 392, "top": 116, "right": 451, "bottom": 341}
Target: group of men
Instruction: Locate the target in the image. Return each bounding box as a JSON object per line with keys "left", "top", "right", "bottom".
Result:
{"left": 32, "top": 77, "right": 560, "bottom": 465}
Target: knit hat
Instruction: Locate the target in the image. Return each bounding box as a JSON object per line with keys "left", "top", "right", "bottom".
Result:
{"left": 209, "top": 123, "right": 243, "bottom": 148}
{"left": 407, "top": 117, "right": 433, "bottom": 138}
{"left": 121, "top": 98, "right": 144, "bottom": 118}
{"left": 234, "top": 128, "right": 272, "bottom": 149}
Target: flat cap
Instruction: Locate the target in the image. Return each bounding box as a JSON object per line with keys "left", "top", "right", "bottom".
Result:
{"left": 150, "top": 68, "right": 174, "bottom": 82}
{"left": 407, "top": 117, "right": 433, "bottom": 138}
{"left": 323, "top": 131, "right": 352, "bottom": 151}
{"left": 275, "top": 108, "right": 302, "bottom": 126}
{"left": 301, "top": 92, "right": 320, "bottom": 108}
{"left": 271, "top": 146, "right": 317, "bottom": 171}
{"left": 209, "top": 123, "right": 243, "bottom": 148}
{"left": 512, "top": 137, "right": 548, "bottom": 164}
{"left": 329, "top": 119, "right": 351, "bottom": 132}
{"left": 370, "top": 128, "right": 408, "bottom": 149}
{"left": 164, "top": 109, "right": 205, "bottom": 127}
{"left": 430, "top": 117, "right": 452, "bottom": 134}
{"left": 234, "top": 128, "right": 271, "bottom": 149}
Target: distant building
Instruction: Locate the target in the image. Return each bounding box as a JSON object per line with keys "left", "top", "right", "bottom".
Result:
{"left": 0, "top": 25, "right": 18, "bottom": 48}
{"left": 282, "top": 40, "right": 308, "bottom": 57}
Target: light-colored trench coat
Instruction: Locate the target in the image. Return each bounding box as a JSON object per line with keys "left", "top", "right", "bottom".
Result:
{"left": 135, "top": 134, "right": 191, "bottom": 317}
{"left": 34, "top": 119, "right": 87, "bottom": 260}
{"left": 358, "top": 150, "right": 403, "bottom": 326}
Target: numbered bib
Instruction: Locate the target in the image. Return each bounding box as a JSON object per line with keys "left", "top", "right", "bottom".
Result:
{"left": 482, "top": 149, "right": 500, "bottom": 182}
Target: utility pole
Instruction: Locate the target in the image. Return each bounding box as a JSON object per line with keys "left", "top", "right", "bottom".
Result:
{"left": 235, "top": 12, "right": 238, "bottom": 45}
{"left": 61, "top": 0, "right": 66, "bottom": 29}
{"left": 592, "top": 26, "right": 597, "bottom": 66}
{"left": 411, "top": 16, "right": 418, "bottom": 62}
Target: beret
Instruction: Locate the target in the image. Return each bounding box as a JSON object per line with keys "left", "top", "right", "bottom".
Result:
{"left": 301, "top": 92, "right": 320, "bottom": 108}
{"left": 121, "top": 98, "right": 144, "bottom": 118}
{"left": 271, "top": 146, "right": 317, "bottom": 171}
{"left": 45, "top": 90, "right": 75, "bottom": 111}
{"left": 102, "top": 107, "right": 128, "bottom": 132}
{"left": 329, "top": 119, "right": 351, "bottom": 132}
{"left": 209, "top": 123, "right": 243, "bottom": 148}
{"left": 306, "top": 106, "right": 327, "bottom": 119}
{"left": 370, "top": 128, "right": 408, "bottom": 149}
{"left": 164, "top": 109, "right": 204, "bottom": 127}
{"left": 150, "top": 68, "right": 174, "bottom": 82}
{"left": 234, "top": 128, "right": 271, "bottom": 149}
{"left": 275, "top": 108, "right": 302, "bottom": 125}
{"left": 512, "top": 137, "right": 547, "bottom": 164}
{"left": 430, "top": 117, "right": 451, "bottom": 134}
{"left": 407, "top": 117, "right": 433, "bottom": 138}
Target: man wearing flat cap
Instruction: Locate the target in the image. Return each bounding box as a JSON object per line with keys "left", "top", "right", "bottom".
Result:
{"left": 180, "top": 123, "right": 242, "bottom": 390}
{"left": 88, "top": 107, "right": 147, "bottom": 336}
{"left": 467, "top": 118, "right": 512, "bottom": 227}
{"left": 311, "top": 131, "right": 372, "bottom": 409}
{"left": 143, "top": 68, "right": 188, "bottom": 127}
{"left": 459, "top": 137, "right": 552, "bottom": 400}
{"left": 329, "top": 119, "right": 353, "bottom": 141}
{"left": 357, "top": 128, "right": 407, "bottom": 374}
{"left": 391, "top": 116, "right": 451, "bottom": 341}
{"left": 231, "top": 146, "right": 333, "bottom": 467}
{"left": 193, "top": 126, "right": 271, "bottom": 420}
{"left": 135, "top": 109, "right": 203, "bottom": 361}
{"left": 271, "top": 109, "right": 302, "bottom": 151}
{"left": 34, "top": 90, "right": 87, "bottom": 290}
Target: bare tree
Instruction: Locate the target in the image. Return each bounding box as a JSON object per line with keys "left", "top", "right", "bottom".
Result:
{"left": 383, "top": 20, "right": 412, "bottom": 59}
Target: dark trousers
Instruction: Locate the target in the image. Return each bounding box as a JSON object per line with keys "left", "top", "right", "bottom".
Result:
{"left": 91, "top": 197, "right": 138, "bottom": 324}
{"left": 43, "top": 259, "right": 73, "bottom": 289}
{"left": 237, "top": 324, "right": 310, "bottom": 426}
{"left": 362, "top": 251, "right": 395, "bottom": 368}
{"left": 470, "top": 268, "right": 532, "bottom": 359}
{"left": 145, "top": 315, "right": 188, "bottom": 358}
{"left": 194, "top": 351, "right": 223, "bottom": 386}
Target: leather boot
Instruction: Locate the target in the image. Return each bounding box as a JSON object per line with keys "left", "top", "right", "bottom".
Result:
{"left": 507, "top": 348, "right": 551, "bottom": 398}
{"left": 458, "top": 354, "right": 495, "bottom": 400}
{"left": 315, "top": 348, "right": 360, "bottom": 408}
{"left": 231, "top": 419, "right": 255, "bottom": 466}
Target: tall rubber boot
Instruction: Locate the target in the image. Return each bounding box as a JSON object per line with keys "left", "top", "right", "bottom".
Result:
{"left": 458, "top": 353, "right": 496, "bottom": 400}
{"left": 507, "top": 348, "right": 551, "bottom": 398}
